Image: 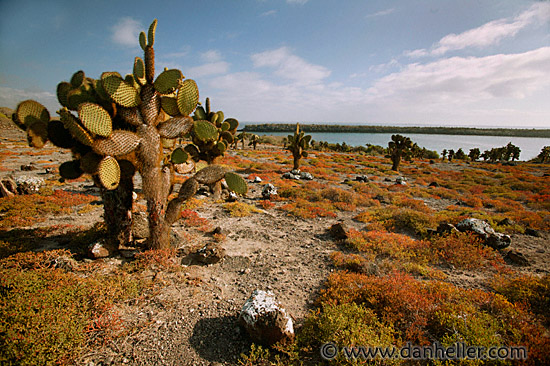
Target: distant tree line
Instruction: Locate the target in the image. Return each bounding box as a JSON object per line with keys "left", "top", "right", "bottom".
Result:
{"left": 242, "top": 123, "right": 550, "bottom": 138}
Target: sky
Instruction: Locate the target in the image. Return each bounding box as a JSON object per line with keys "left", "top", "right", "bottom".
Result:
{"left": 0, "top": 0, "right": 549, "bottom": 127}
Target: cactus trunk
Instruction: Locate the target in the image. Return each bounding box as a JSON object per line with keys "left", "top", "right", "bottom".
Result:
{"left": 97, "top": 175, "right": 134, "bottom": 250}
{"left": 293, "top": 154, "right": 301, "bottom": 170}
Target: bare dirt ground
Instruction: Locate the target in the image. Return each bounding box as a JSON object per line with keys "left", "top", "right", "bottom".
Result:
{"left": 1, "top": 113, "right": 548, "bottom": 366}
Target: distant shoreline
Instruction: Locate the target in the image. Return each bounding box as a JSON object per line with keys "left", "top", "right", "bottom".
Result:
{"left": 242, "top": 124, "right": 550, "bottom": 138}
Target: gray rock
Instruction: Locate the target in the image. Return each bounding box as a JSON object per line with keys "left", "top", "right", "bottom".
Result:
{"left": 290, "top": 169, "right": 301, "bottom": 175}
{"left": 503, "top": 250, "right": 530, "bottom": 267}
{"left": 262, "top": 183, "right": 277, "bottom": 199}
{"left": 355, "top": 175, "right": 369, "bottom": 183}
{"left": 329, "top": 222, "right": 348, "bottom": 241}
{"left": 282, "top": 172, "right": 300, "bottom": 180}
{"left": 14, "top": 175, "right": 44, "bottom": 194}
{"left": 193, "top": 242, "right": 225, "bottom": 264}
{"left": 525, "top": 228, "right": 541, "bottom": 237}
{"left": 89, "top": 240, "right": 113, "bottom": 259}
{"left": 456, "top": 218, "right": 511, "bottom": 249}
{"left": 253, "top": 176, "right": 262, "bottom": 183}
{"left": 299, "top": 171, "right": 314, "bottom": 180}
{"left": 239, "top": 290, "right": 294, "bottom": 346}
{"left": 226, "top": 191, "right": 238, "bottom": 202}
{"left": 395, "top": 176, "right": 407, "bottom": 185}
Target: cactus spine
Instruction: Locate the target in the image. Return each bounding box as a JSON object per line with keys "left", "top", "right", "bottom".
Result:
{"left": 14, "top": 19, "right": 247, "bottom": 251}
{"left": 286, "top": 123, "right": 312, "bottom": 170}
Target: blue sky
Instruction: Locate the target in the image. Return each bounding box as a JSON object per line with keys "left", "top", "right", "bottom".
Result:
{"left": 1, "top": 0, "right": 549, "bottom": 127}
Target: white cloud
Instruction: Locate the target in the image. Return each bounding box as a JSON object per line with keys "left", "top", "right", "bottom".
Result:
{"left": 251, "top": 47, "right": 331, "bottom": 85}
{"left": 0, "top": 87, "right": 58, "bottom": 113}
{"left": 366, "top": 8, "right": 395, "bottom": 18}
{"left": 186, "top": 61, "right": 230, "bottom": 78}
{"left": 200, "top": 46, "right": 550, "bottom": 126}
{"left": 201, "top": 50, "right": 222, "bottom": 63}
{"left": 407, "top": 3, "right": 550, "bottom": 57}
{"left": 286, "top": 0, "right": 308, "bottom": 4}
{"left": 111, "top": 17, "right": 142, "bottom": 47}
{"left": 368, "top": 47, "right": 550, "bottom": 104}
{"left": 260, "top": 10, "right": 277, "bottom": 17}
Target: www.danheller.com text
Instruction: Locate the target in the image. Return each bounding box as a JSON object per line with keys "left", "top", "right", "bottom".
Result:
{"left": 320, "top": 341, "right": 528, "bottom": 361}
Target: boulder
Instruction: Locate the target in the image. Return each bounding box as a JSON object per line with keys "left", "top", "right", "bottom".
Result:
{"left": 456, "top": 218, "right": 511, "bottom": 249}
{"left": 252, "top": 176, "right": 262, "bottom": 183}
{"left": 226, "top": 191, "right": 238, "bottom": 202}
{"left": 192, "top": 242, "right": 225, "bottom": 264}
{"left": 262, "top": 183, "right": 277, "bottom": 199}
{"left": 239, "top": 290, "right": 294, "bottom": 346}
{"left": 395, "top": 177, "right": 407, "bottom": 185}
{"left": 525, "top": 228, "right": 542, "bottom": 237}
{"left": 14, "top": 175, "right": 44, "bottom": 194}
{"left": 299, "top": 171, "right": 314, "bottom": 180}
{"left": 355, "top": 175, "right": 369, "bottom": 183}
{"left": 282, "top": 172, "right": 299, "bottom": 180}
{"left": 88, "top": 240, "right": 113, "bottom": 259}
{"left": 436, "top": 222, "right": 459, "bottom": 235}
{"left": 329, "top": 222, "right": 348, "bottom": 241}
{"left": 290, "top": 169, "right": 301, "bottom": 175}
{"left": 503, "top": 250, "right": 530, "bottom": 267}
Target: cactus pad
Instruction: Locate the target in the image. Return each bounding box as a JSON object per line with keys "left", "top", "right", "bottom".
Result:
{"left": 118, "top": 107, "right": 143, "bottom": 126}
{"left": 78, "top": 103, "right": 113, "bottom": 137}
{"left": 26, "top": 121, "right": 48, "bottom": 148}
{"left": 225, "top": 118, "right": 239, "bottom": 131}
{"left": 56, "top": 82, "right": 72, "bottom": 108}
{"left": 67, "top": 88, "right": 95, "bottom": 110}
{"left": 161, "top": 96, "right": 180, "bottom": 117}
{"left": 177, "top": 79, "right": 199, "bottom": 116}
{"left": 148, "top": 19, "right": 157, "bottom": 47}
{"left": 184, "top": 144, "right": 200, "bottom": 161}
{"left": 154, "top": 69, "right": 183, "bottom": 95}
{"left": 216, "top": 141, "right": 227, "bottom": 153}
{"left": 139, "top": 31, "right": 147, "bottom": 51}
{"left": 16, "top": 100, "right": 50, "bottom": 127}
{"left": 170, "top": 147, "right": 188, "bottom": 164}
{"left": 102, "top": 74, "right": 140, "bottom": 107}
{"left": 59, "top": 160, "right": 84, "bottom": 180}
{"left": 178, "top": 177, "right": 199, "bottom": 201}
{"left": 133, "top": 57, "right": 146, "bottom": 85}
{"left": 59, "top": 108, "right": 94, "bottom": 146}
{"left": 158, "top": 116, "right": 194, "bottom": 139}
{"left": 224, "top": 172, "right": 247, "bottom": 195}
{"left": 98, "top": 156, "right": 121, "bottom": 190}
{"left": 194, "top": 165, "right": 227, "bottom": 185}
{"left": 193, "top": 120, "right": 218, "bottom": 141}
{"left": 92, "top": 130, "right": 140, "bottom": 156}
{"left": 70, "top": 70, "right": 85, "bottom": 88}
{"left": 220, "top": 131, "right": 234, "bottom": 144}
{"left": 80, "top": 151, "right": 102, "bottom": 174}
{"left": 47, "top": 120, "right": 76, "bottom": 149}
{"left": 194, "top": 106, "right": 207, "bottom": 120}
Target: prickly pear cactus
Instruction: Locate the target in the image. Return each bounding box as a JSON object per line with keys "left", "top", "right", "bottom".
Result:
{"left": 387, "top": 134, "right": 413, "bottom": 171}
{"left": 14, "top": 19, "right": 247, "bottom": 251}
{"left": 184, "top": 97, "right": 239, "bottom": 164}
{"left": 286, "top": 123, "right": 312, "bottom": 170}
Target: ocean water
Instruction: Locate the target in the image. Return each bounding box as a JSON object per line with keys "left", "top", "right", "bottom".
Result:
{"left": 254, "top": 131, "right": 550, "bottom": 161}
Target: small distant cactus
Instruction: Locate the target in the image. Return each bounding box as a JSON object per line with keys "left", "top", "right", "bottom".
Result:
{"left": 13, "top": 19, "right": 247, "bottom": 251}
{"left": 286, "top": 123, "right": 311, "bottom": 170}
{"left": 387, "top": 134, "right": 413, "bottom": 171}
{"left": 248, "top": 134, "right": 260, "bottom": 150}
